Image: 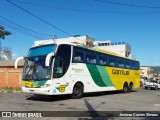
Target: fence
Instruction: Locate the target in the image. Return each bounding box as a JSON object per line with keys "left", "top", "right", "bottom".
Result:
{"left": 0, "top": 69, "right": 22, "bottom": 88}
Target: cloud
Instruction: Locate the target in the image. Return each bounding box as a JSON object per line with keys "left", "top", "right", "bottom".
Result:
{"left": 12, "top": 54, "right": 18, "bottom": 59}
{"left": 12, "top": 54, "right": 17, "bottom": 57}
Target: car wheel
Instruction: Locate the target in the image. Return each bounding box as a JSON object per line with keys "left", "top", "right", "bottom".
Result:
{"left": 145, "top": 87, "right": 147, "bottom": 89}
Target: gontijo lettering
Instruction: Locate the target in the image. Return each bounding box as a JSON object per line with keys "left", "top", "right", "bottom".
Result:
{"left": 112, "top": 69, "right": 129, "bottom": 75}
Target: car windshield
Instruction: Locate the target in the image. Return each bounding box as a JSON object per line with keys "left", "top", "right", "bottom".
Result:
{"left": 150, "top": 80, "right": 157, "bottom": 83}
{"left": 23, "top": 56, "right": 52, "bottom": 80}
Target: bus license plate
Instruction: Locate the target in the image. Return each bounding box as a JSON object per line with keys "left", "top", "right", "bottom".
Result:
{"left": 30, "top": 90, "right": 35, "bottom": 93}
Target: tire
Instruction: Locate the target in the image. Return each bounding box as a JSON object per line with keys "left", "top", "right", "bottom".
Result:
{"left": 122, "top": 83, "right": 128, "bottom": 93}
{"left": 71, "top": 83, "right": 84, "bottom": 99}
{"left": 128, "top": 84, "right": 133, "bottom": 92}
{"left": 145, "top": 87, "right": 147, "bottom": 89}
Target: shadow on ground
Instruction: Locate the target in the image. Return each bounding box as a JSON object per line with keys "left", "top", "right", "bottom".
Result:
{"left": 25, "top": 90, "right": 137, "bottom": 102}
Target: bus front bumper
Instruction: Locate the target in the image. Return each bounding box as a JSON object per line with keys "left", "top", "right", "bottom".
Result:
{"left": 22, "top": 86, "right": 53, "bottom": 95}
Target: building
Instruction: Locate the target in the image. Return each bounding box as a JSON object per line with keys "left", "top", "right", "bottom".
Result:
{"left": 35, "top": 35, "right": 95, "bottom": 47}
{"left": 93, "top": 41, "right": 131, "bottom": 58}
{"left": 0, "top": 60, "right": 24, "bottom": 88}
{"left": 0, "top": 60, "right": 24, "bottom": 70}
{"left": 140, "top": 66, "right": 153, "bottom": 80}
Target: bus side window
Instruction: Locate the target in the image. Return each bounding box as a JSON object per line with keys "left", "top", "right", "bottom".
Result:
{"left": 53, "top": 59, "right": 63, "bottom": 78}
{"left": 109, "top": 57, "right": 116, "bottom": 67}
{"left": 73, "top": 49, "right": 84, "bottom": 63}
{"left": 74, "top": 56, "right": 82, "bottom": 63}
{"left": 90, "top": 59, "right": 96, "bottom": 64}
{"left": 125, "top": 60, "right": 131, "bottom": 69}
{"left": 98, "top": 54, "right": 106, "bottom": 65}
{"left": 117, "top": 59, "right": 124, "bottom": 68}
{"left": 131, "top": 62, "right": 135, "bottom": 70}
{"left": 53, "top": 45, "right": 71, "bottom": 78}
{"left": 86, "top": 51, "right": 97, "bottom": 64}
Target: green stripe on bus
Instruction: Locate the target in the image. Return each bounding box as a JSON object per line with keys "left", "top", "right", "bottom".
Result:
{"left": 97, "top": 66, "right": 114, "bottom": 86}
{"left": 32, "top": 81, "right": 39, "bottom": 86}
{"left": 38, "top": 80, "right": 47, "bottom": 86}
{"left": 32, "top": 80, "right": 47, "bottom": 86}
{"left": 86, "top": 64, "right": 107, "bottom": 87}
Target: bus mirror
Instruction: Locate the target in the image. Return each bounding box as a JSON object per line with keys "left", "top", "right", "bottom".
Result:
{"left": 15, "top": 57, "right": 24, "bottom": 68}
{"left": 45, "top": 53, "right": 55, "bottom": 66}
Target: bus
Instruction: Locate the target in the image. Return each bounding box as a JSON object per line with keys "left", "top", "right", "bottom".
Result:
{"left": 15, "top": 42, "right": 140, "bottom": 98}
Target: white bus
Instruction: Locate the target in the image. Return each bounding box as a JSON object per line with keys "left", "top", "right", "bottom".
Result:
{"left": 15, "top": 42, "right": 140, "bottom": 98}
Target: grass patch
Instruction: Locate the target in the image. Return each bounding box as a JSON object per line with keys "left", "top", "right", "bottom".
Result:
{"left": 0, "top": 87, "right": 21, "bottom": 93}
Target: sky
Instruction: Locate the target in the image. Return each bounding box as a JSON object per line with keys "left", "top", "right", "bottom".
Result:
{"left": 0, "top": 0, "right": 160, "bottom": 66}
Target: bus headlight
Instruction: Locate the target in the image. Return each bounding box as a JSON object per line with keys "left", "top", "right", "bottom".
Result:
{"left": 40, "top": 84, "right": 50, "bottom": 88}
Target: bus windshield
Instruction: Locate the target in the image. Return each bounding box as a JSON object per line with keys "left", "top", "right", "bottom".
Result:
{"left": 23, "top": 44, "right": 56, "bottom": 80}
{"left": 23, "top": 56, "right": 52, "bottom": 80}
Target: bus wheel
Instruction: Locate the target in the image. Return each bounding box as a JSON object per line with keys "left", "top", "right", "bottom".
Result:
{"left": 122, "top": 83, "right": 128, "bottom": 93}
{"left": 128, "top": 83, "right": 133, "bottom": 92}
{"left": 71, "top": 83, "right": 83, "bottom": 99}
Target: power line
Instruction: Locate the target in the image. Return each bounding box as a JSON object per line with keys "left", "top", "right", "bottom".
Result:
{"left": 10, "top": 0, "right": 98, "bottom": 12}
{"left": 9, "top": 0, "right": 160, "bottom": 14}
{"left": 0, "top": 21, "right": 42, "bottom": 39}
{"left": 0, "top": 16, "right": 52, "bottom": 37}
{"left": 95, "top": 0, "right": 160, "bottom": 9}
{"left": 6, "top": 0, "right": 90, "bottom": 44}
{"left": 6, "top": 0, "right": 139, "bottom": 14}
{"left": 6, "top": 0, "right": 73, "bottom": 37}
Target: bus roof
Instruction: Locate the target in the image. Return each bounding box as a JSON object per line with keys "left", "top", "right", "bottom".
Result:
{"left": 76, "top": 44, "right": 138, "bottom": 61}
{"left": 31, "top": 42, "right": 138, "bottom": 61}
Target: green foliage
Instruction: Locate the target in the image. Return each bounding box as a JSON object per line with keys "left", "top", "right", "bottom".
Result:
{"left": 0, "top": 87, "right": 21, "bottom": 93}
{"left": 0, "top": 25, "right": 11, "bottom": 39}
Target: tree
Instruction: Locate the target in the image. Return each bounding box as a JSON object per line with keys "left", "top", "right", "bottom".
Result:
{"left": 0, "top": 25, "right": 12, "bottom": 51}
{"left": 0, "top": 25, "right": 11, "bottom": 39}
